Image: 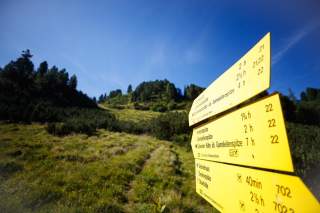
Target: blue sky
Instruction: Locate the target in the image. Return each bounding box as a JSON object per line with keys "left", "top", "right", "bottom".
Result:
{"left": 0, "top": 0, "right": 319, "bottom": 98}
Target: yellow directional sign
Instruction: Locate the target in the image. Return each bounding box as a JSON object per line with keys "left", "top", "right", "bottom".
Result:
{"left": 195, "top": 159, "right": 320, "bottom": 213}
{"left": 191, "top": 93, "right": 294, "bottom": 172}
{"left": 189, "top": 33, "right": 270, "bottom": 126}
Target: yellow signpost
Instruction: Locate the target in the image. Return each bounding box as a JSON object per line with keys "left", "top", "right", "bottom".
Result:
{"left": 195, "top": 159, "right": 319, "bottom": 213}
{"left": 189, "top": 33, "right": 320, "bottom": 212}
{"left": 189, "top": 33, "right": 270, "bottom": 126}
{"left": 191, "top": 93, "right": 293, "bottom": 172}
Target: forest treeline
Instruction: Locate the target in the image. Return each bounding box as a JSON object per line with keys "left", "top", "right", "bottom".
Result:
{"left": 98, "top": 79, "right": 204, "bottom": 112}
{"left": 99, "top": 79, "right": 204, "bottom": 103}
{"left": 1, "top": 51, "right": 319, "bottom": 128}
{"left": 0, "top": 51, "right": 203, "bottom": 135}
{"left": 1, "top": 51, "right": 320, "bottom": 128}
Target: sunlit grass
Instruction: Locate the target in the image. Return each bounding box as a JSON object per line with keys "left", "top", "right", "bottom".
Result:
{"left": 99, "top": 104, "right": 160, "bottom": 123}
{"left": 0, "top": 123, "right": 212, "bottom": 212}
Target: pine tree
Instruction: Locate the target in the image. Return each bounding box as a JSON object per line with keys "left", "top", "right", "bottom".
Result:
{"left": 68, "top": 74, "right": 77, "bottom": 90}
{"left": 37, "top": 61, "right": 48, "bottom": 76}
{"left": 127, "top": 84, "right": 133, "bottom": 94}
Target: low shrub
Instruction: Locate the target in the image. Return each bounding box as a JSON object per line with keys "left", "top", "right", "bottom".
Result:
{"left": 151, "top": 103, "right": 168, "bottom": 112}
{"left": 107, "top": 95, "right": 129, "bottom": 106}
{"left": 286, "top": 122, "right": 320, "bottom": 177}
{"left": 167, "top": 101, "right": 177, "bottom": 111}
{"left": 46, "top": 108, "right": 117, "bottom": 136}
{"left": 0, "top": 161, "right": 23, "bottom": 178}
{"left": 133, "top": 102, "right": 149, "bottom": 111}
{"left": 109, "top": 104, "right": 125, "bottom": 110}
{"left": 46, "top": 123, "right": 71, "bottom": 136}
{"left": 95, "top": 202, "right": 124, "bottom": 213}
{"left": 151, "top": 111, "right": 189, "bottom": 140}
{"left": 171, "top": 134, "right": 191, "bottom": 144}
{"left": 114, "top": 120, "right": 151, "bottom": 135}
{"left": 176, "top": 102, "right": 188, "bottom": 110}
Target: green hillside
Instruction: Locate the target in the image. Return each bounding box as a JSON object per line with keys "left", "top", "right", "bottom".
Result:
{"left": 99, "top": 104, "right": 160, "bottom": 123}
{"left": 0, "top": 123, "right": 213, "bottom": 212}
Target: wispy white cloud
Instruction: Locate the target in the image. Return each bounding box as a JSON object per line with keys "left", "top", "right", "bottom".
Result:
{"left": 138, "top": 41, "right": 168, "bottom": 80}
{"left": 60, "top": 53, "right": 103, "bottom": 95}
{"left": 149, "top": 43, "right": 166, "bottom": 66}
{"left": 99, "top": 70, "right": 127, "bottom": 90}
{"left": 184, "top": 48, "right": 202, "bottom": 64}
{"left": 183, "top": 25, "right": 210, "bottom": 64}
{"left": 273, "top": 20, "right": 320, "bottom": 65}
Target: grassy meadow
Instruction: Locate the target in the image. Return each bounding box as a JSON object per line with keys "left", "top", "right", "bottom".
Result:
{"left": 0, "top": 122, "right": 213, "bottom": 212}
{"left": 100, "top": 104, "right": 160, "bottom": 123}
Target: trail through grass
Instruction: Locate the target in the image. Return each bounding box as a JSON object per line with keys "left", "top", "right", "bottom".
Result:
{"left": 0, "top": 123, "right": 212, "bottom": 212}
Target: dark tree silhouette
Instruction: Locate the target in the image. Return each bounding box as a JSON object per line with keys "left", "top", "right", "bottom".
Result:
{"left": 68, "top": 74, "right": 77, "bottom": 89}
{"left": 127, "top": 84, "right": 133, "bottom": 94}
{"left": 0, "top": 50, "right": 97, "bottom": 122}
{"left": 37, "top": 61, "right": 48, "bottom": 76}
{"left": 109, "top": 89, "right": 122, "bottom": 98}
{"left": 184, "top": 84, "right": 204, "bottom": 100}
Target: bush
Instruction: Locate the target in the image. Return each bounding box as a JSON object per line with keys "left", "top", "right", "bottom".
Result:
{"left": 295, "top": 102, "right": 320, "bottom": 126}
{"left": 107, "top": 95, "right": 129, "bottom": 106}
{"left": 133, "top": 102, "right": 149, "bottom": 111}
{"left": 114, "top": 120, "right": 151, "bottom": 135}
{"left": 151, "top": 103, "right": 167, "bottom": 112}
{"left": 175, "top": 102, "right": 188, "bottom": 110}
{"left": 0, "top": 161, "right": 23, "bottom": 178}
{"left": 286, "top": 122, "right": 320, "bottom": 177}
{"left": 47, "top": 122, "right": 96, "bottom": 136}
{"left": 95, "top": 202, "right": 124, "bottom": 213}
{"left": 46, "top": 123, "right": 65, "bottom": 136}
{"left": 109, "top": 104, "right": 125, "bottom": 110}
{"left": 171, "top": 134, "right": 190, "bottom": 144}
{"left": 46, "top": 108, "right": 117, "bottom": 136}
{"left": 167, "top": 101, "right": 177, "bottom": 111}
{"left": 185, "top": 102, "right": 193, "bottom": 114}
{"left": 151, "top": 111, "right": 189, "bottom": 140}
